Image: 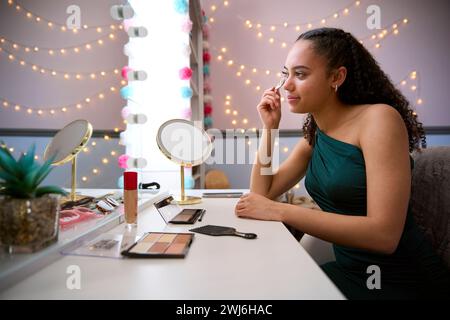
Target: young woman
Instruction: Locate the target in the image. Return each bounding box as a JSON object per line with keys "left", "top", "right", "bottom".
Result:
{"left": 235, "top": 28, "right": 450, "bottom": 299}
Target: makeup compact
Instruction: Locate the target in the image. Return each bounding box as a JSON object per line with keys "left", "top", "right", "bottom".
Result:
{"left": 121, "top": 232, "right": 194, "bottom": 258}
{"left": 154, "top": 195, "right": 205, "bottom": 224}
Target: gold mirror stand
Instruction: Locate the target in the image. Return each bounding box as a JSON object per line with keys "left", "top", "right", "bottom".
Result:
{"left": 172, "top": 165, "right": 201, "bottom": 205}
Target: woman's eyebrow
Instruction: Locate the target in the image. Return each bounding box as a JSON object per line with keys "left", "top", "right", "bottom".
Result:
{"left": 283, "top": 65, "right": 311, "bottom": 71}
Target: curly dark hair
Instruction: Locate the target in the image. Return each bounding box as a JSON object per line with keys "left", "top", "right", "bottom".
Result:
{"left": 297, "top": 28, "right": 426, "bottom": 152}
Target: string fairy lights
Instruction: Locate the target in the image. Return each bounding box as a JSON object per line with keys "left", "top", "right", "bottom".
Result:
{"left": 3, "top": 0, "right": 123, "bottom": 34}
{"left": 0, "top": 46, "right": 122, "bottom": 80}
{"left": 0, "top": 31, "right": 121, "bottom": 57}
{"left": 0, "top": 83, "right": 122, "bottom": 116}
{"left": 240, "top": 0, "right": 362, "bottom": 35}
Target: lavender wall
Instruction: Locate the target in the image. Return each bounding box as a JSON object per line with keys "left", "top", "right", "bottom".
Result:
{"left": 203, "top": 0, "right": 450, "bottom": 130}
{"left": 0, "top": 0, "right": 127, "bottom": 130}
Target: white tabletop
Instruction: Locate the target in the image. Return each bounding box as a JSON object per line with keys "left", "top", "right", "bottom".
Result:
{"left": 0, "top": 189, "right": 344, "bottom": 300}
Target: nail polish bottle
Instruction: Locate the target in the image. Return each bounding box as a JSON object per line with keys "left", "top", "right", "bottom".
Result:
{"left": 124, "top": 171, "right": 138, "bottom": 228}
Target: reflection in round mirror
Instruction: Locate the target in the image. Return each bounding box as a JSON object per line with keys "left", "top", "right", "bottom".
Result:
{"left": 156, "top": 119, "right": 212, "bottom": 204}
{"left": 44, "top": 119, "right": 93, "bottom": 202}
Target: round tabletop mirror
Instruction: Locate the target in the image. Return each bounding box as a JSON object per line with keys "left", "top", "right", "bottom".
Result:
{"left": 156, "top": 119, "right": 212, "bottom": 204}
{"left": 44, "top": 119, "right": 93, "bottom": 202}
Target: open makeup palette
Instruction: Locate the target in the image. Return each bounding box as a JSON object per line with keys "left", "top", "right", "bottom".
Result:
{"left": 121, "top": 232, "right": 194, "bottom": 258}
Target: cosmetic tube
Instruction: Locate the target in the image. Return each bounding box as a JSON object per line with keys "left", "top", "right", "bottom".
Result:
{"left": 124, "top": 171, "right": 138, "bottom": 228}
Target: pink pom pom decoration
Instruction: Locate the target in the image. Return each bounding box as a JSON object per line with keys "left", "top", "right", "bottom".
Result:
{"left": 179, "top": 67, "right": 193, "bottom": 80}
{"left": 121, "top": 107, "right": 131, "bottom": 119}
{"left": 121, "top": 66, "right": 132, "bottom": 80}
{"left": 118, "top": 154, "right": 130, "bottom": 169}
{"left": 203, "top": 52, "right": 211, "bottom": 63}
{"left": 181, "top": 17, "right": 193, "bottom": 33}
{"left": 181, "top": 108, "right": 192, "bottom": 119}
{"left": 202, "top": 24, "right": 210, "bottom": 38}
{"left": 123, "top": 19, "right": 132, "bottom": 32}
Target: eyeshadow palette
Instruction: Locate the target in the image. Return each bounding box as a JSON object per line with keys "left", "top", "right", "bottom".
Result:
{"left": 121, "top": 232, "right": 194, "bottom": 258}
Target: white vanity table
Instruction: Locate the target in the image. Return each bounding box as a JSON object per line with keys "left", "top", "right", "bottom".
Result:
{"left": 0, "top": 189, "right": 344, "bottom": 300}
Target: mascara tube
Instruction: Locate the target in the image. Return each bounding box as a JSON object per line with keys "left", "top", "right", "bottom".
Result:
{"left": 124, "top": 171, "right": 138, "bottom": 228}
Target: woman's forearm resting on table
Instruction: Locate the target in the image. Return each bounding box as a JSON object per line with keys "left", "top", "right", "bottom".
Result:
{"left": 275, "top": 202, "right": 401, "bottom": 255}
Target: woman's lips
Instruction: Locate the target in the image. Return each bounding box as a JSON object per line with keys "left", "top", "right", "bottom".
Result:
{"left": 287, "top": 96, "right": 300, "bottom": 102}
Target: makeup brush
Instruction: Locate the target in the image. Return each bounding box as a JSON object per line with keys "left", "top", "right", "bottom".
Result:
{"left": 274, "top": 77, "right": 286, "bottom": 91}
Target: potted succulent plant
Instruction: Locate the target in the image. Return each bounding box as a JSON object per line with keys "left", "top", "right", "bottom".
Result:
{"left": 0, "top": 143, "right": 67, "bottom": 253}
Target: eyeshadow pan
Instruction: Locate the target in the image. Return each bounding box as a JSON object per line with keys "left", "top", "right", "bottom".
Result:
{"left": 148, "top": 242, "right": 170, "bottom": 253}
{"left": 165, "top": 243, "right": 186, "bottom": 255}
{"left": 121, "top": 232, "right": 194, "bottom": 258}
{"left": 173, "top": 234, "right": 192, "bottom": 244}
{"left": 130, "top": 242, "right": 153, "bottom": 253}
{"left": 142, "top": 233, "right": 162, "bottom": 242}
{"left": 159, "top": 233, "right": 177, "bottom": 243}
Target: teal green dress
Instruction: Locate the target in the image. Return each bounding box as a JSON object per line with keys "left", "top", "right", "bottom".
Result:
{"left": 304, "top": 127, "right": 450, "bottom": 300}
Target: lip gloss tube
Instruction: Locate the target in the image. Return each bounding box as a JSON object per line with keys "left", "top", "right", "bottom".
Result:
{"left": 124, "top": 171, "right": 138, "bottom": 228}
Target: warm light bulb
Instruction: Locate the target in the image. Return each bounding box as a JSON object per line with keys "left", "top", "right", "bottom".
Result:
{"left": 333, "top": 13, "right": 339, "bottom": 18}
{"left": 270, "top": 26, "right": 276, "bottom": 31}
{"left": 93, "top": 169, "right": 99, "bottom": 174}
{"left": 256, "top": 86, "right": 261, "bottom": 91}
{"left": 85, "top": 98, "right": 91, "bottom": 103}
{"left": 232, "top": 120, "right": 237, "bottom": 125}
{"left": 257, "top": 32, "right": 263, "bottom": 38}
{"left": 307, "top": 23, "right": 312, "bottom": 29}
{"left": 252, "top": 68, "right": 257, "bottom": 73}
{"left": 102, "top": 158, "right": 109, "bottom": 164}
{"left": 411, "top": 85, "right": 417, "bottom": 91}
{"left": 209, "top": 17, "right": 215, "bottom": 23}
{"left": 51, "top": 71, "right": 57, "bottom": 76}
{"left": 2, "top": 101, "right": 8, "bottom": 107}
{"left": 76, "top": 74, "right": 81, "bottom": 80}
{"left": 64, "top": 74, "right": 70, "bottom": 79}
{"left": 85, "top": 44, "right": 92, "bottom": 50}
{"left": 90, "top": 73, "right": 96, "bottom": 79}
{"left": 111, "top": 150, "right": 117, "bottom": 156}
{"left": 48, "top": 22, "right": 53, "bottom": 27}
{"left": 109, "top": 33, "right": 115, "bottom": 39}
{"left": 245, "top": 79, "right": 251, "bottom": 85}
{"left": 20, "top": 60, "right": 25, "bottom": 66}
{"left": 61, "top": 26, "right": 66, "bottom": 32}
{"left": 98, "top": 39, "right": 104, "bottom": 45}
{"left": 96, "top": 27, "right": 102, "bottom": 33}
{"left": 375, "top": 43, "right": 381, "bottom": 48}
{"left": 417, "top": 98, "right": 423, "bottom": 105}
{"left": 49, "top": 50, "right": 54, "bottom": 55}
{"left": 99, "top": 93, "right": 105, "bottom": 99}
{"left": 269, "top": 38, "right": 274, "bottom": 44}
{"left": 76, "top": 104, "right": 82, "bottom": 109}
{"left": 243, "top": 118, "right": 248, "bottom": 124}
{"left": 236, "top": 71, "right": 241, "bottom": 77}
{"left": 295, "top": 25, "right": 301, "bottom": 31}
{"left": 223, "top": 1, "right": 229, "bottom": 6}
{"left": 401, "top": 80, "right": 407, "bottom": 86}
{"left": 101, "top": 71, "right": 106, "bottom": 76}
{"left": 225, "top": 109, "right": 231, "bottom": 114}
{"left": 14, "top": 105, "right": 20, "bottom": 111}
{"left": 226, "top": 95, "right": 232, "bottom": 100}
{"left": 62, "top": 107, "right": 67, "bottom": 112}
{"left": 104, "top": 135, "right": 110, "bottom": 140}
{"left": 265, "top": 70, "right": 270, "bottom": 75}
{"left": 74, "top": 47, "right": 80, "bottom": 53}
{"left": 217, "top": 55, "right": 223, "bottom": 61}
{"left": 82, "top": 176, "right": 88, "bottom": 182}
{"left": 240, "top": 65, "right": 245, "bottom": 70}
{"left": 27, "top": 108, "right": 32, "bottom": 114}
{"left": 225, "top": 101, "right": 231, "bottom": 106}
{"left": 37, "top": 110, "right": 43, "bottom": 115}
{"left": 227, "top": 60, "right": 234, "bottom": 66}
{"left": 321, "top": 19, "right": 326, "bottom": 24}
{"left": 403, "top": 18, "right": 408, "bottom": 24}
{"left": 211, "top": 5, "right": 216, "bottom": 11}
{"left": 221, "top": 47, "right": 227, "bottom": 53}
{"left": 393, "top": 29, "right": 399, "bottom": 35}
{"left": 283, "top": 147, "right": 289, "bottom": 153}
{"left": 92, "top": 141, "right": 97, "bottom": 146}
{"left": 281, "top": 42, "right": 287, "bottom": 48}
{"left": 344, "top": 8, "right": 349, "bottom": 14}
